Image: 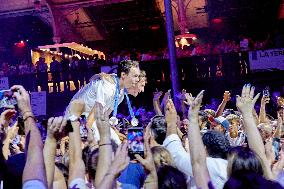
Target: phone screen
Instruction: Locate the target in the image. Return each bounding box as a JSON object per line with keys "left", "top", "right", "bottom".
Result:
{"left": 127, "top": 127, "right": 144, "bottom": 159}
{"left": 80, "top": 115, "right": 88, "bottom": 140}
{"left": 17, "top": 117, "right": 25, "bottom": 135}
{"left": 0, "top": 90, "right": 17, "bottom": 108}
{"left": 262, "top": 87, "right": 270, "bottom": 97}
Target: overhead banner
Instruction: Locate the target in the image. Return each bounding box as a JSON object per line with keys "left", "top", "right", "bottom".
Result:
{"left": 0, "top": 77, "right": 9, "bottom": 90}
{"left": 249, "top": 48, "right": 284, "bottom": 71}
{"left": 31, "top": 91, "right": 46, "bottom": 116}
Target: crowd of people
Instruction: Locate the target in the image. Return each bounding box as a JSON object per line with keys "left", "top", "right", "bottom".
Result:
{"left": 0, "top": 60, "right": 284, "bottom": 189}
{"left": 0, "top": 36, "right": 276, "bottom": 81}
{"left": 109, "top": 37, "right": 272, "bottom": 63}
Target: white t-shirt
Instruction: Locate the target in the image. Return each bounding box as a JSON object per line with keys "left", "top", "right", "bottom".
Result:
{"left": 65, "top": 78, "right": 124, "bottom": 117}
{"left": 163, "top": 134, "right": 228, "bottom": 189}
{"left": 65, "top": 79, "right": 124, "bottom": 145}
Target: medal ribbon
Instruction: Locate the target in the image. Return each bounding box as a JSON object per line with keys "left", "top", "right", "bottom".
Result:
{"left": 124, "top": 88, "right": 135, "bottom": 120}
{"left": 112, "top": 77, "right": 120, "bottom": 118}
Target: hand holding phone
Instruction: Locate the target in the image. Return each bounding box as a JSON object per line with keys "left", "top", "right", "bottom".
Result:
{"left": 128, "top": 127, "right": 144, "bottom": 160}
{"left": 263, "top": 87, "right": 270, "bottom": 97}
{"left": 0, "top": 90, "right": 17, "bottom": 109}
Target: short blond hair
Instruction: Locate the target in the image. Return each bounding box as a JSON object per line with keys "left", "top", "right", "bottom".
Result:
{"left": 151, "top": 146, "right": 173, "bottom": 168}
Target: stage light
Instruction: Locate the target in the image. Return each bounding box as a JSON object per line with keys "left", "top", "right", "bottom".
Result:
{"left": 212, "top": 18, "right": 222, "bottom": 24}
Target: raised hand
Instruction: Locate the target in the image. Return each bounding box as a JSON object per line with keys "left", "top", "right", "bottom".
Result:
{"left": 47, "top": 116, "right": 65, "bottom": 139}
{"left": 223, "top": 91, "right": 231, "bottom": 102}
{"left": 264, "top": 138, "right": 275, "bottom": 165}
{"left": 135, "top": 133, "right": 156, "bottom": 174}
{"left": 183, "top": 93, "right": 193, "bottom": 106}
{"left": 236, "top": 84, "right": 260, "bottom": 114}
{"left": 181, "top": 89, "right": 187, "bottom": 100}
{"left": 0, "top": 109, "right": 16, "bottom": 127}
{"left": 107, "top": 142, "right": 130, "bottom": 177}
{"left": 11, "top": 85, "right": 31, "bottom": 114}
{"left": 261, "top": 95, "right": 270, "bottom": 106}
{"left": 187, "top": 90, "right": 205, "bottom": 115}
{"left": 153, "top": 91, "right": 163, "bottom": 101}
{"left": 94, "top": 102, "right": 111, "bottom": 139}
{"left": 165, "top": 99, "right": 177, "bottom": 126}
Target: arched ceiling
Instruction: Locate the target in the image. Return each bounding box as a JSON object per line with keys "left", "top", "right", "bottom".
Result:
{"left": 0, "top": 0, "right": 208, "bottom": 44}
{"left": 0, "top": 0, "right": 134, "bottom": 42}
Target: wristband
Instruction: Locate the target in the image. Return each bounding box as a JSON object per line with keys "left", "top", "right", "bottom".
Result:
{"left": 99, "top": 143, "right": 112, "bottom": 147}
{"left": 23, "top": 115, "right": 36, "bottom": 122}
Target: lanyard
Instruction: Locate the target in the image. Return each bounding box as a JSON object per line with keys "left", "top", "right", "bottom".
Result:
{"left": 124, "top": 88, "right": 135, "bottom": 119}
{"left": 110, "top": 77, "right": 138, "bottom": 126}
{"left": 112, "top": 77, "right": 120, "bottom": 118}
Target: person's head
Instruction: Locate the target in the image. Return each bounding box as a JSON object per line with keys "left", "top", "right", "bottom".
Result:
{"left": 257, "top": 123, "right": 273, "bottom": 141}
{"left": 117, "top": 60, "right": 140, "bottom": 89}
{"left": 157, "top": 165, "right": 187, "bottom": 189}
{"left": 151, "top": 146, "right": 173, "bottom": 168}
{"left": 127, "top": 70, "right": 147, "bottom": 97}
{"left": 212, "top": 116, "right": 229, "bottom": 134}
{"left": 137, "top": 70, "right": 147, "bottom": 92}
{"left": 82, "top": 147, "right": 99, "bottom": 180}
{"left": 202, "top": 130, "right": 230, "bottom": 159}
{"left": 224, "top": 172, "right": 283, "bottom": 189}
{"left": 227, "top": 146, "right": 263, "bottom": 177}
{"left": 149, "top": 115, "right": 167, "bottom": 145}
{"left": 198, "top": 110, "right": 209, "bottom": 130}
{"left": 226, "top": 114, "right": 240, "bottom": 127}
{"left": 52, "top": 56, "right": 56, "bottom": 61}
{"left": 204, "top": 109, "right": 216, "bottom": 117}
{"left": 180, "top": 119, "right": 189, "bottom": 133}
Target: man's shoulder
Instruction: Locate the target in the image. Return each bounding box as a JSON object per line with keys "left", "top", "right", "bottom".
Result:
{"left": 92, "top": 78, "right": 116, "bottom": 92}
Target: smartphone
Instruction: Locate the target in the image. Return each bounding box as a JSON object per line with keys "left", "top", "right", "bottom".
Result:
{"left": 80, "top": 115, "right": 88, "bottom": 140}
{"left": 0, "top": 90, "right": 17, "bottom": 108}
{"left": 263, "top": 87, "right": 270, "bottom": 97}
{"left": 11, "top": 135, "right": 21, "bottom": 145}
{"left": 167, "top": 89, "right": 172, "bottom": 99}
{"left": 17, "top": 117, "right": 25, "bottom": 135}
{"left": 127, "top": 127, "right": 144, "bottom": 160}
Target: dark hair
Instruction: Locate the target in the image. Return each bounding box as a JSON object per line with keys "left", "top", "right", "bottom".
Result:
{"left": 150, "top": 116, "right": 167, "bottom": 145}
{"left": 202, "top": 130, "right": 230, "bottom": 159}
{"left": 224, "top": 172, "right": 283, "bottom": 189}
{"left": 199, "top": 110, "right": 208, "bottom": 122}
{"left": 227, "top": 146, "right": 263, "bottom": 177}
{"left": 157, "top": 165, "right": 187, "bottom": 189}
{"left": 55, "top": 162, "right": 69, "bottom": 183}
{"left": 82, "top": 147, "right": 99, "bottom": 180}
{"left": 117, "top": 60, "right": 139, "bottom": 77}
